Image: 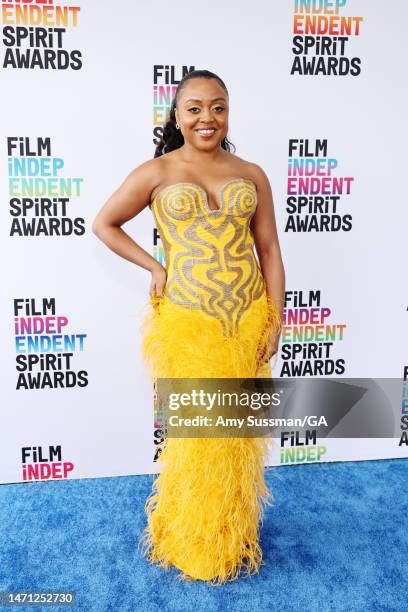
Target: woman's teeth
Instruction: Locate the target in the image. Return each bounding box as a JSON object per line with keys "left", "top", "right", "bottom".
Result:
{"left": 197, "top": 129, "right": 215, "bottom": 135}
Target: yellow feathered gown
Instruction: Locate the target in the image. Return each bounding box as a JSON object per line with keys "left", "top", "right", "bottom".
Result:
{"left": 139, "top": 178, "right": 281, "bottom": 584}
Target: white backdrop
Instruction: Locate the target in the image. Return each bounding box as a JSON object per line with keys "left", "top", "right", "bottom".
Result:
{"left": 1, "top": 0, "right": 407, "bottom": 484}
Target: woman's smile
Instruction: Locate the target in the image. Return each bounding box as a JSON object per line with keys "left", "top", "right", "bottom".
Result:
{"left": 195, "top": 127, "right": 216, "bottom": 138}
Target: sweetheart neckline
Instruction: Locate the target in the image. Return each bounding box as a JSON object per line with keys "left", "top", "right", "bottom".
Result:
{"left": 150, "top": 177, "right": 257, "bottom": 213}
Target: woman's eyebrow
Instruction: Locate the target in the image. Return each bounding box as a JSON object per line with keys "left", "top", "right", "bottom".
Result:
{"left": 184, "top": 97, "right": 227, "bottom": 103}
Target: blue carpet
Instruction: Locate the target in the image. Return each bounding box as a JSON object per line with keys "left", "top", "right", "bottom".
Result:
{"left": 0, "top": 458, "right": 406, "bottom": 612}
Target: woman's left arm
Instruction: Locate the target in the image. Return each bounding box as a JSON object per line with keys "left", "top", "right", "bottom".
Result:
{"left": 250, "top": 163, "right": 286, "bottom": 356}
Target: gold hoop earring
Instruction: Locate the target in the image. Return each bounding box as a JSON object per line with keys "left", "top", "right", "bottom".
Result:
{"left": 175, "top": 122, "right": 180, "bottom": 129}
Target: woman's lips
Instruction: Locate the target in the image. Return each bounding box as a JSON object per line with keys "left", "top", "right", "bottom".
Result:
{"left": 195, "top": 128, "right": 216, "bottom": 138}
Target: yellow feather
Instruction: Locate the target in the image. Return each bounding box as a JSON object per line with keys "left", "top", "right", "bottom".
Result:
{"left": 138, "top": 292, "right": 281, "bottom": 584}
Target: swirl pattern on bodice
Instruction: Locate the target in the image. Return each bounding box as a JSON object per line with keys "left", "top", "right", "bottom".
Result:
{"left": 150, "top": 178, "right": 265, "bottom": 336}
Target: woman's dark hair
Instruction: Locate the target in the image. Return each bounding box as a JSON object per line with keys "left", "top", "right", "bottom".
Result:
{"left": 154, "top": 69, "right": 236, "bottom": 158}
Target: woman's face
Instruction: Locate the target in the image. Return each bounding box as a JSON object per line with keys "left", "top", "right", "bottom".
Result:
{"left": 174, "top": 78, "right": 229, "bottom": 150}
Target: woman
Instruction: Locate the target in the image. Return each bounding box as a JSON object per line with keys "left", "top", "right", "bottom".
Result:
{"left": 92, "top": 69, "right": 285, "bottom": 584}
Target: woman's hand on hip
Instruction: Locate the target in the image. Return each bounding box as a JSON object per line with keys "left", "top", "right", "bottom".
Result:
{"left": 149, "top": 263, "right": 167, "bottom": 298}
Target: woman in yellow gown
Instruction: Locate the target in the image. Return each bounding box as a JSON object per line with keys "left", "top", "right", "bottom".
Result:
{"left": 92, "top": 69, "right": 285, "bottom": 585}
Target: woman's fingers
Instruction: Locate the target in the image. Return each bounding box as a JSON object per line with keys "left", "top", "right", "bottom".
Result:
{"left": 150, "top": 283, "right": 165, "bottom": 298}
{"left": 260, "top": 335, "right": 279, "bottom": 363}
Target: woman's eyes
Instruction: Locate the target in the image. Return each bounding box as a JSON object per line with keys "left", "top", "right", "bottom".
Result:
{"left": 188, "top": 106, "right": 224, "bottom": 113}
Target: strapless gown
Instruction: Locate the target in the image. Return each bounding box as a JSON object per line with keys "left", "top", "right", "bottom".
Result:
{"left": 138, "top": 177, "right": 282, "bottom": 584}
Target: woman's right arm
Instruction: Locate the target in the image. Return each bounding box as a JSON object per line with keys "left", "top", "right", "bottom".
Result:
{"left": 91, "top": 160, "right": 167, "bottom": 297}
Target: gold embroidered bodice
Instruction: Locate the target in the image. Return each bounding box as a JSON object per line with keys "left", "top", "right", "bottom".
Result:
{"left": 150, "top": 177, "right": 266, "bottom": 336}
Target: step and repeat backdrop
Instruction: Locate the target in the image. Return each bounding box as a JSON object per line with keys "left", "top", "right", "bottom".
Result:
{"left": 1, "top": 0, "right": 407, "bottom": 484}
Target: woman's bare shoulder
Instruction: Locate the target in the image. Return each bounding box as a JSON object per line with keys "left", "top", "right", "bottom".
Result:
{"left": 231, "top": 155, "right": 270, "bottom": 186}
{"left": 125, "top": 155, "right": 172, "bottom": 196}
{"left": 129, "top": 156, "right": 166, "bottom": 178}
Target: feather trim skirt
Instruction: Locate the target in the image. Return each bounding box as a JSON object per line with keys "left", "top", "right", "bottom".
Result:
{"left": 138, "top": 291, "right": 281, "bottom": 584}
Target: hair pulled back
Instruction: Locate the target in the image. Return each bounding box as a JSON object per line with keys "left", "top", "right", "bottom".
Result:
{"left": 154, "top": 69, "right": 236, "bottom": 158}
